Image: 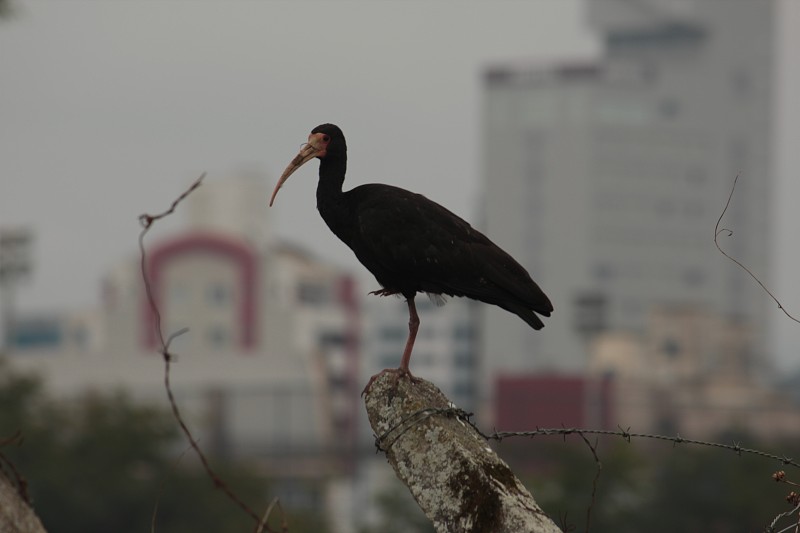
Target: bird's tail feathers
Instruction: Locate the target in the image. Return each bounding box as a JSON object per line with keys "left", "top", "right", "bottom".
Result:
{"left": 498, "top": 300, "right": 546, "bottom": 330}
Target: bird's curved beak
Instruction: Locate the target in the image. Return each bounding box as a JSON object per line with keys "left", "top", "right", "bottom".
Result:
{"left": 269, "top": 133, "right": 328, "bottom": 207}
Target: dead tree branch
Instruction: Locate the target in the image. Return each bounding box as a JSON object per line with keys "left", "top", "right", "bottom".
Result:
{"left": 364, "top": 373, "right": 562, "bottom": 533}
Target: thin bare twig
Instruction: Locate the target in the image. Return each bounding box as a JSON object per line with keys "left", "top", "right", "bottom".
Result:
{"left": 138, "top": 173, "right": 205, "bottom": 352}
{"left": 138, "top": 174, "right": 268, "bottom": 529}
{"left": 150, "top": 444, "right": 192, "bottom": 533}
{"left": 576, "top": 433, "right": 601, "bottom": 533}
{"left": 256, "top": 498, "right": 289, "bottom": 533}
{"left": 557, "top": 511, "right": 576, "bottom": 532}
{"left": 714, "top": 174, "right": 800, "bottom": 324}
{"left": 766, "top": 502, "right": 800, "bottom": 533}
{"left": 770, "top": 473, "right": 800, "bottom": 533}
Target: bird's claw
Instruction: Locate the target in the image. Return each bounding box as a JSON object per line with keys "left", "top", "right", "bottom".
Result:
{"left": 361, "top": 367, "right": 420, "bottom": 397}
{"left": 369, "top": 288, "right": 400, "bottom": 297}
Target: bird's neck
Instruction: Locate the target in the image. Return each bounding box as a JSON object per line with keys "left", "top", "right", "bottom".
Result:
{"left": 316, "top": 155, "right": 347, "bottom": 203}
{"left": 316, "top": 156, "right": 351, "bottom": 237}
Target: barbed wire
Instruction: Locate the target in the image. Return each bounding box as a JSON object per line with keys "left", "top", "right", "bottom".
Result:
{"left": 376, "top": 406, "right": 800, "bottom": 470}
{"left": 377, "top": 406, "right": 800, "bottom": 531}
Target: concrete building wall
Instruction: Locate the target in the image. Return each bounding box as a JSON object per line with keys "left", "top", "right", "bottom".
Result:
{"left": 587, "top": 306, "right": 799, "bottom": 442}
{"left": 481, "top": 1, "right": 774, "bottom": 395}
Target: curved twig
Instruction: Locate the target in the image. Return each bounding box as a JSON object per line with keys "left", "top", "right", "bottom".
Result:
{"left": 138, "top": 174, "right": 268, "bottom": 529}
{"left": 714, "top": 174, "right": 800, "bottom": 324}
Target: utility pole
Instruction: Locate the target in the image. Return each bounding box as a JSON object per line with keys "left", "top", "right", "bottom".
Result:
{"left": 0, "top": 228, "right": 32, "bottom": 353}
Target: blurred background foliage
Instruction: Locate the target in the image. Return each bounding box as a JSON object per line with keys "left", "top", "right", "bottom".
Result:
{"left": 1, "top": 356, "right": 798, "bottom": 533}
{"left": 357, "top": 483, "right": 435, "bottom": 533}
{"left": 500, "top": 435, "right": 797, "bottom": 533}
{"left": 0, "top": 359, "right": 329, "bottom": 533}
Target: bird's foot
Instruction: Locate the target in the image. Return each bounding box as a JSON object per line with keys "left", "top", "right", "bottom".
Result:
{"left": 361, "top": 366, "right": 421, "bottom": 397}
{"left": 368, "top": 288, "right": 401, "bottom": 297}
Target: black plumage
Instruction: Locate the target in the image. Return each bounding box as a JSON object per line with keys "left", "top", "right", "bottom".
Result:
{"left": 270, "top": 124, "right": 552, "bottom": 390}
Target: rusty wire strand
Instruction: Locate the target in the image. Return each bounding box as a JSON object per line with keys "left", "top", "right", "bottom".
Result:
{"left": 375, "top": 407, "right": 800, "bottom": 470}
{"left": 714, "top": 173, "right": 800, "bottom": 324}
{"left": 138, "top": 174, "right": 277, "bottom": 531}
{"left": 374, "top": 407, "right": 447, "bottom": 452}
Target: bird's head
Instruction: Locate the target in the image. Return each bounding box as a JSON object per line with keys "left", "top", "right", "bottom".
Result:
{"left": 269, "top": 124, "right": 347, "bottom": 206}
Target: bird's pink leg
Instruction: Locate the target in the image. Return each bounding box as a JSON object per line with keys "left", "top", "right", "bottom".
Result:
{"left": 362, "top": 296, "right": 422, "bottom": 396}
{"left": 398, "top": 297, "right": 419, "bottom": 374}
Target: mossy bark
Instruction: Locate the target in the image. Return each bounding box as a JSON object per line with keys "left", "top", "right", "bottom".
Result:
{"left": 0, "top": 473, "right": 46, "bottom": 533}
{"left": 364, "top": 373, "right": 562, "bottom": 533}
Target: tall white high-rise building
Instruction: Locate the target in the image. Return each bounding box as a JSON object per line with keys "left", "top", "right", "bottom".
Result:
{"left": 481, "top": 0, "right": 774, "bottom": 379}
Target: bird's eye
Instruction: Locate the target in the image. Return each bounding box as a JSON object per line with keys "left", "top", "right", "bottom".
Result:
{"left": 323, "top": 135, "right": 330, "bottom": 142}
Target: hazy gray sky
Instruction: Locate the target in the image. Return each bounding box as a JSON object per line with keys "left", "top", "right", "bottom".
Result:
{"left": 1, "top": 1, "right": 799, "bottom": 369}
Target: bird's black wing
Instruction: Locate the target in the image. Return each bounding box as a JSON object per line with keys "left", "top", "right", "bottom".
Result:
{"left": 347, "top": 184, "right": 552, "bottom": 323}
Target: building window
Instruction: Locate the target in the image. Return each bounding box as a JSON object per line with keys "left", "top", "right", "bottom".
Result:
{"left": 730, "top": 67, "right": 752, "bottom": 98}
{"left": 573, "top": 291, "right": 608, "bottom": 338}
{"left": 379, "top": 352, "right": 400, "bottom": 368}
{"left": 662, "top": 337, "right": 681, "bottom": 358}
{"left": 379, "top": 326, "right": 406, "bottom": 342}
{"left": 658, "top": 98, "right": 680, "bottom": 119}
{"left": 208, "top": 325, "right": 229, "bottom": 348}
{"left": 297, "top": 282, "right": 328, "bottom": 304}
{"left": 10, "top": 318, "right": 62, "bottom": 350}
{"left": 453, "top": 382, "right": 475, "bottom": 398}
{"left": 454, "top": 351, "right": 474, "bottom": 367}
{"left": 592, "top": 263, "right": 615, "bottom": 282}
{"left": 207, "top": 283, "right": 230, "bottom": 306}
{"left": 420, "top": 327, "right": 435, "bottom": 340}
{"left": 453, "top": 324, "right": 474, "bottom": 340}
{"left": 683, "top": 267, "right": 706, "bottom": 288}
{"left": 319, "top": 331, "right": 346, "bottom": 347}
{"left": 414, "top": 352, "right": 433, "bottom": 367}
{"left": 72, "top": 326, "right": 88, "bottom": 348}
{"left": 417, "top": 298, "right": 437, "bottom": 311}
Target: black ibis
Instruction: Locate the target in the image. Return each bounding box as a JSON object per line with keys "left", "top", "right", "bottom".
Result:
{"left": 269, "top": 124, "right": 552, "bottom": 393}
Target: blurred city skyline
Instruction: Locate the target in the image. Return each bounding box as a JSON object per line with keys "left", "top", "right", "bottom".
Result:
{"left": 2, "top": 0, "right": 800, "bottom": 369}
